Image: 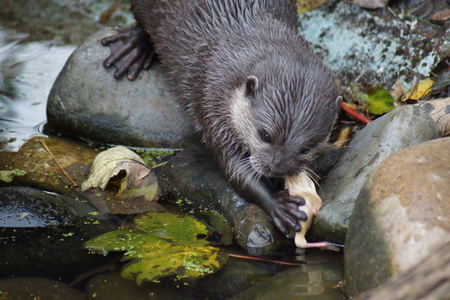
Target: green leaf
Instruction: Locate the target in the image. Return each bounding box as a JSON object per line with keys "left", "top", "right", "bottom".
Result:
{"left": 431, "top": 72, "right": 450, "bottom": 90}
{"left": 85, "top": 212, "right": 228, "bottom": 285}
{"left": 367, "top": 87, "right": 396, "bottom": 115}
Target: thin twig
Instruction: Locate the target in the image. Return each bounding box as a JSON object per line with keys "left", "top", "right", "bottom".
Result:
{"left": 341, "top": 102, "right": 372, "bottom": 124}
{"left": 40, "top": 139, "right": 79, "bottom": 187}
{"left": 228, "top": 253, "right": 304, "bottom": 266}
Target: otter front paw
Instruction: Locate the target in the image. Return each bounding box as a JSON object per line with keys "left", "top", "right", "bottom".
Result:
{"left": 101, "top": 27, "right": 155, "bottom": 80}
{"left": 271, "top": 190, "right": 307, "bottom": 235}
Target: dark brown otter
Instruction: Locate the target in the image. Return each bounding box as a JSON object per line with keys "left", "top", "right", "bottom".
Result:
{"left": 101, "top": 0, "right": 341, "bottom": 236}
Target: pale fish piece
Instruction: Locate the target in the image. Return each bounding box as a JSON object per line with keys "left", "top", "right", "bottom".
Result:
{"left": 285, "top": 172, "right": 339, "bottom": 251}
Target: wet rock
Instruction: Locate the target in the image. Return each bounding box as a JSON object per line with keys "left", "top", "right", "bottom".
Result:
{"left": 230, "top": 264, "right": 345, "bottom": 300}
{"left": 299, "top": 1, "right": 449, "bottom": 89}
{"left": 308, "top": 145, "right": 346, "bottom": 180}
{"left": 47, "top": 27, "right": 198, "bottom": 149}
{"left": 158, "top": 146, "right": 290, "bottom": 254}
{"left": 310, "top": 105, "right": 440, "bottom": 243}
{"left": 0, "top": 277, "right": 84, "bottom": 300}
{"left": 344, "top": 137, "right": 450, "bottom": 296}
{"left": 0, "top": 186, "right": 118, "bottom": 281}
{"left": 0, "top": 136, "right": 167, "bottom": 215}
{"left": 356, "top": 237, "right": 450, "bottom": 300}
{"left": 0, "top": 136, "right": 98, "bottom": 194}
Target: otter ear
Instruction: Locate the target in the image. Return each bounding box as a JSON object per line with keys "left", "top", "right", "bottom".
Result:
{"left": 335, "top": 95, "right": 343, "bottom": 110}
{"left": 245, "top": 75, "right": 259, "bottom": 97}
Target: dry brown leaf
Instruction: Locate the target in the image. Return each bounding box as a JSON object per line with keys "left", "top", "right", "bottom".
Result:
{"left": 431, "top": 9, "right": 450, "bottom": 22}
{"left": 81, "top": 146, "right": 159, "bottom": 202}
{"left": 334, "top": 127, "right": 352, "bottom": 148}
{"left": 349, "top": 0, "right": 389, "bottom": 9}
{"left": 416, "top": 97, "right": 450, "bottom": 136}
{"left": 389, "top": 79, "right": 406, "bottom": 101}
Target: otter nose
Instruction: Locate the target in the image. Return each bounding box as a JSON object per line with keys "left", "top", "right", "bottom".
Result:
{"left": 267, "top": 162, "right": 285, "bottom": 177}
{"left": 267, "top": 155, "right": 301, "bottom": 177}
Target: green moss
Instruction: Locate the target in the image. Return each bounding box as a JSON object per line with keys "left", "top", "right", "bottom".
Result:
{"left": 0, "top": 169, "right": 27, "bottom": 183}
{"left": 134, "top": 149, "right": 176, "bottom": 168}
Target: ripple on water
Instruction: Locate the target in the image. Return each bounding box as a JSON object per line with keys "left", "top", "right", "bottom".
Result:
{"left": 0, "top": 29, "right": 75, "bottom": 152}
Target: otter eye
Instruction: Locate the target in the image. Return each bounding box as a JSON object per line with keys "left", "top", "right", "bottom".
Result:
{"left": 300, "top": 149, "right": 309, "bottom": 155}
{"left": 259, "top": 129, "right": 271, "bottom": 144}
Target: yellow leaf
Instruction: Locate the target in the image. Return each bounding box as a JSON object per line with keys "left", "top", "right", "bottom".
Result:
{"left": 297, "top": 0, "right": 330, "bottom": 14}
{"left": 401, "top": 78, "right": 434, "bottom": 101}
{"left": 85, "top": 212, "right": 228, "bottom": 285}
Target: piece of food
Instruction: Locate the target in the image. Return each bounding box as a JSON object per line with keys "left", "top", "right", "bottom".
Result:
{"left": 285, "top": 172, "right": 339, "bottom": 251}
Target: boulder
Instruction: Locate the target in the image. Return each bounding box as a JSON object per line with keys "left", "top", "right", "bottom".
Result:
{"left": 310, "top": 105, "right": 440, "bottom": 244}
{"left": 47, "top": 27, "right": 198, "bottom": 148}
{"left": 344, "top": 137, "right": 450, "bottom": 296}
{"left": 0, "top": 186, "right": 118, "bottom": 281}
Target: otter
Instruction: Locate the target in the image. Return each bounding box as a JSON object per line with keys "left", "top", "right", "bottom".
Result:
{"left": 101, "top": 0, "right": 341, "bottom": 236}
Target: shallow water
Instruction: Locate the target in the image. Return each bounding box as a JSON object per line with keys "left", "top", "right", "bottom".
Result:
{"left": 0, "top": 31, "right": 75, "bottom": 151}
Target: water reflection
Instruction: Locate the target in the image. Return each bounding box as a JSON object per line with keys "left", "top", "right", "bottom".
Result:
{"left": 0, "top": 26, "right": 75, "bottom": 151}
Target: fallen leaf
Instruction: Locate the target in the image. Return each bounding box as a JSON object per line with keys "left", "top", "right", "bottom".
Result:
{"left": 85, "top": 212, "right": 228, "bottom": 285}
{"left": 349, "top": 0, "right": 389, "bottom": 10}
{"left": 297, "top": 0, "right": 330, "bottom": 14}
{"left": 196, "top": 211, "right": 233, "bottom": 246}
{"left": 350, "top": 83, "right": 395, "bottom": 116}
{"left": 366, "top": 86, "right": 396, "bottom": 115}
{"left": 334, "top": 127, "right": 352, "bottom": 147}
{"left": 416, "top": 97, "right": 450, "bottom": 136}
{"left": 388, "top": 79, "right": 406, "bottom": 101}
{"left": 401, "top": 78, "right": 434, "bottom": 101}
{"left": 81, "top": 146, "right": 159, "bottom": 202}
{"left": 431, "top": 72, "right": 450, "bottom": 91}
{"left": 430, "top": 9, "right": 450, "bottom": 22}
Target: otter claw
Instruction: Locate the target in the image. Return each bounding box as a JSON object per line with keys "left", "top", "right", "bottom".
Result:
{"left": 101, "top": 27, "right": 155, "bottom": 80}
{"left": 269, "top": 190, "right": 308, "bottom": 234}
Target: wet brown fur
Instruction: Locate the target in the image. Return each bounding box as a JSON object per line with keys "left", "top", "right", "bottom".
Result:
{"left": 119, "top": 0, "right": 340, "bottom": 234}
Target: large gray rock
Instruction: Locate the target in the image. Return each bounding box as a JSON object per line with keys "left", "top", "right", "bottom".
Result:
{"left": 344, "top": 137, "right": 450, "bottom": 296}
{"left": 310, "top": 105, "right": 440, "bottom": 243}
{"left": 299, "top": 1, "right": 449, "bottom": 89}
{"left": 356, "top": 237, "right": 450, "bottom": 300}
{"left": 47, "top": 27, "right": 198, "bottom": 148}
{"left": 0, "top": 186, "right": 117, "bottom": 281}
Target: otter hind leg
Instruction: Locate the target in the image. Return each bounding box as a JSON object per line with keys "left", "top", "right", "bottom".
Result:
{"left": 101, "top": 26, "right": 156, "bottom": 80}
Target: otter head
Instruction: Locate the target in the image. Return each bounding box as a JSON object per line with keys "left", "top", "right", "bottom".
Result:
{"left": 231, "top": 67, "right": 341, "bottom": 179}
